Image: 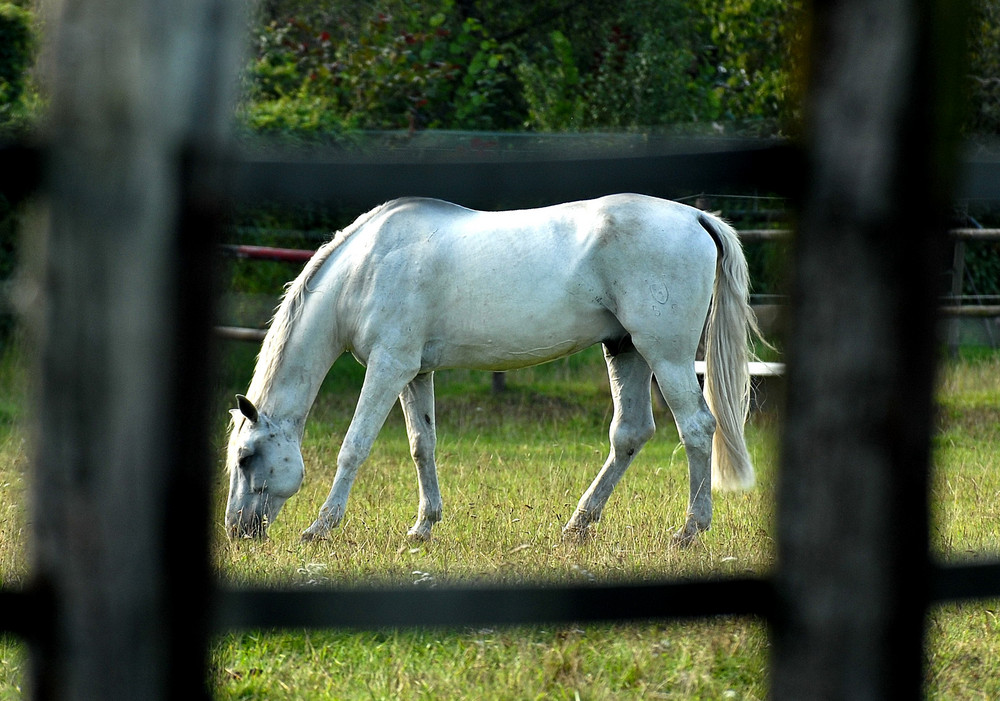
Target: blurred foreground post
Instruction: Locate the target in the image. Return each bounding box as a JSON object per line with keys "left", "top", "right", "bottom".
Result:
{"left": 30, "top": 0, "right": 243, "bottom": 698}
{"left": 773, "top": 0, "right": 967, "bottom": 697}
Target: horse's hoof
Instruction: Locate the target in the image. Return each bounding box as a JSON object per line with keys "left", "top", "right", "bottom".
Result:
{"left": 671, "top": 526, "right": 701, "bottom": 548}
{"left": 406, "top": 527, "right": 432, "bottom": 542}
{"left": 300, "top": 521, "right": 331, "bottom": 542}
{"left": 561, "top": 524, "right": 593, "bottom": 544}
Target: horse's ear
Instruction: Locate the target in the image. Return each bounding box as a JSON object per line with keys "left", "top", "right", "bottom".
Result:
{"left": 235, "top": 394, "right": 259, "bottom": 424}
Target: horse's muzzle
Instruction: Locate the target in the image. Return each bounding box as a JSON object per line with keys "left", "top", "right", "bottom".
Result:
{"left": 226, "top": 499, "right": 269, "bottom": 539}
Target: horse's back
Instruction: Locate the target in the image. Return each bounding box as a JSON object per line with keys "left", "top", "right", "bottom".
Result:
{"left": 363, "top": 194, "right": 716, "bottom": 273}
{"left": 334, "top": 195, "right": 718, "bottom": 371}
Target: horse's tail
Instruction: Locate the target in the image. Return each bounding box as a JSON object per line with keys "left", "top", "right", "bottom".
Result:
{"left": 698, "top": 212, "right": 761, "bottom": 491}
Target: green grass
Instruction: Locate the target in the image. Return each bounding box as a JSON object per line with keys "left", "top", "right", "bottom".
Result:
{"left": 1, "top": 341, "right": 999, "bottom": 699}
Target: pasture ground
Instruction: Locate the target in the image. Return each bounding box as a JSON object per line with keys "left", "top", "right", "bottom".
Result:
{"left": 0, "top": 339, "right": 998, "bottom": 699}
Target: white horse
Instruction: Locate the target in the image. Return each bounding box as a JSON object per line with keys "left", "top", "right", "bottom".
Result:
{"left": 225, "top": 194, "right": 761, "bottom": 546}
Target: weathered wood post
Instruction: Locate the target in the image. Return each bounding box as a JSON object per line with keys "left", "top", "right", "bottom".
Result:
{"left": 772, "top": 0, "right": 967, "bottom": 697}
{"left": 30, "top": 0, "right": 243, "bottom": 698}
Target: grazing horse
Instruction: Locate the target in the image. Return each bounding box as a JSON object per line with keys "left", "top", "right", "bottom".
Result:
{"left": 225, "top": 194, "right": 761, "bottom": 546}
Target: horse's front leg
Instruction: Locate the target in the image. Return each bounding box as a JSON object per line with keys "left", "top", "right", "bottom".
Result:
{"left": 301, "top": 354, "right": 418, "bottom": 541}
{"left": 399, "top": 372, "right": 442, "bottom": 541}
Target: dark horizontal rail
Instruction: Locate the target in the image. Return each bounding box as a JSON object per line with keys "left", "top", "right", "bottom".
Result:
{"left": 0, "top": 586, "right": 51, "bottom": 640}
{"left": 0, "top": 142, "right": 43, "bottom": 205}
{"left": 230, "top": 141, "right": 802, "bottom": 210}
{"left": 929, "top": 561, "right": 1000, "bottom": 604}
{"left": 212, "top": 576, "right": 773, "bottom": 632}
{"left": 209, "top": 558, "right": 1000, "bottom": 631}
{"left": 3, "top": 561, "right": 998, "bottom": 638}
{"left": 4, "top": 141, "right": 1000, "bottom": 208}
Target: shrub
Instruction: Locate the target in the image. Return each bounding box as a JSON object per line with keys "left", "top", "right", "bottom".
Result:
{"left": 0, "top": 2, "right": 35, "bottom": 136}
{"left": 244, "top": 1, "right": 520, "bottom": 133}
{"left": 514, "top": 0, "right": 803, "bottom": 132}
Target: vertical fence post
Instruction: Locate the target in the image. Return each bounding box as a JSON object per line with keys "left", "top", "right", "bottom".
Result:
{"left": 29, "top": 0, "right": 243, "bottom": 698}
{"left": 772, "top": 0, "right": 967, "bottom": 698}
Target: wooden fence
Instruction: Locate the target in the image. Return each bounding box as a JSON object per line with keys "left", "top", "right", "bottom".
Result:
{"left": 1, "top": 0, "right": 999, "bottom": 699}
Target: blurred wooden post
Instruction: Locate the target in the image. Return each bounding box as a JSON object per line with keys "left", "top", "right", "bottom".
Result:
{"left": 30, "top": 0, "right": 243, "bottom": 698}
{"left": 772, "top": 0, "right": 967, "bottom": 698}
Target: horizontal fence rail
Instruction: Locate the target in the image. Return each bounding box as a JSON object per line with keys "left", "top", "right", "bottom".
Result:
{"left": 929, "top": 561, "right": 1000, "bottom": 603}
{"left": 219, "top": 243, "right": 315, "bottom": 263}
{"left": 211, "top": 561, "right": 998, "bottom": 632}
{"left": 3, "top": 561, "right": 998, "bottom": 638}
{"left": 210, "top": 563, "right": 998, "bottom": 632}
{"left": 228, "top": 141, "right": 802, "bottom": 210}
{"left": 214, "top": 577, "right": 773, "bottom": 632}
{"left": 4, "top": 140, "right": 1000, "bottom": 210}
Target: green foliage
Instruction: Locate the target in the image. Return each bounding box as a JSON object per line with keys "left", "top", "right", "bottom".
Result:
{"left": 0, "top": 2, "right": 35, "bottom": 137}
{"left": 245, "top": 1, "right": 520, "bottom": 135}
{"left": 962, "top": 239, "right": 1000, "bottom": 297}
{"left": 242, "top": 0, "right": 806, "bottom": 137}
{"left": 516, "top": 30, "right": 585, "bottom": 130}
{"left": 242, "top": 0, "right": 1000, "bottom": 139}
{"left": 0, "top": 3, "right": 38, "bottom": 342}
{"left": 515, "top": 0, "right": 803, "bottom": 132}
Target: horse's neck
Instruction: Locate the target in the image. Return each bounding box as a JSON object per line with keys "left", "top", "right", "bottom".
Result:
{"left": 248, "top": 289, "right": 343, "bottom": 436}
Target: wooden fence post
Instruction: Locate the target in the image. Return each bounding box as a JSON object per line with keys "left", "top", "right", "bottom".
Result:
{"left": 29, "top": 0, "right": 243, "bottom": 698}
{"left": 772, "top": 0, "right": 967, "bottom": 698}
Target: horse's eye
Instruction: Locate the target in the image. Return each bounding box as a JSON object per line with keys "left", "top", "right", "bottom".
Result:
{"left": 237, "top": 453, "right": 253, "bottom": 470}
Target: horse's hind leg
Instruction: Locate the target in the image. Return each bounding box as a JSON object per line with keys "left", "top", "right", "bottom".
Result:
{"left": 399, "top": 372, "right": 442, "bottom": 541}
{"left": 563, "top": 340, "right": 655, "bottom": 540}
{"left": 649, "top": 360, "right": 717, "bottom": 546}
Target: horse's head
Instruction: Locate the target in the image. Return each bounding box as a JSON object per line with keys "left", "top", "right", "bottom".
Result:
{"left": 225, "top": 395, "right": 304, "bottom": 538}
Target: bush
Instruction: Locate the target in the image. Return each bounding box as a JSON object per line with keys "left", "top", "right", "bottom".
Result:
{"left": 244, "top": 1, "right": 521, "bottom": 134}
{"left": 0, "top": 3, "right": 36, "bottom": 341}
{"left": 515, "top": 0, "right": 803, "bottom": 132}
{"left": 0, "top": 2, "right": 35, "bottom": 137}
{"left": 242, "top": 0, "right": 805, "bottom": 137}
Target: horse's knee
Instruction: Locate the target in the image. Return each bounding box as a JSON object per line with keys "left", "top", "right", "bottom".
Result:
{"left": 679, "top": 406, "right": 716, "bottom": 455}
{"left": 611, "top": 415, "right": 655, "bottom": 456}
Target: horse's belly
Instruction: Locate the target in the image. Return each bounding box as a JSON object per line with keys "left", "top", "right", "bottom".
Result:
{"left": 423, "top": 303, "right": 624, "bottom": 372}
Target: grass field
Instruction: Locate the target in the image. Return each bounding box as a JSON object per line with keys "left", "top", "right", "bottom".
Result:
{"left": 1, "top": 339, "right": 998, "bottom": 699}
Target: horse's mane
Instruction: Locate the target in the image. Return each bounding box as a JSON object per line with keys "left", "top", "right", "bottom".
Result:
{"left": 246, "top": 202, "right": 392, "bottom": 405}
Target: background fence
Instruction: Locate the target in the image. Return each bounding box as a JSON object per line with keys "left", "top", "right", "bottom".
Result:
{"left": 1, "top": 0, "right": 999, "bottom": 699}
